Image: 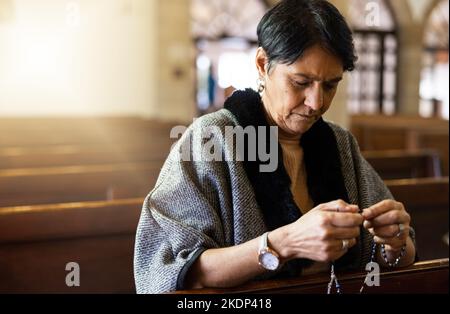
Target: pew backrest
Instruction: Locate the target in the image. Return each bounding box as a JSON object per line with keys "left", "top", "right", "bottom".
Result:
{"left": 0, "top": 162, "right": 162, "bottom": 206}
{"left": 363, "top": 149, "right": 442, "bottom": 179}
{"left": 0, "top": 198, "right": 144, "bottom": 293}
{"left": 0, "top": 141, "right": 174, "bottom": 169}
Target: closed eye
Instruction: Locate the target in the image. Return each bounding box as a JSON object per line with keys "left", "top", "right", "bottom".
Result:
{"left": 293, "top": 80, "right": 311, "bottom": 88}
{"left": 323, "top": 83, "right": 338, "bottom": 91}
{"left": 292, "top": 79, "right": 338, "bottom": 91}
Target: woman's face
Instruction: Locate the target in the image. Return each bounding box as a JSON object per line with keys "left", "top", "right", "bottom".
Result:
{"left": 256, "top": 44, "right": 344, "bottom": 137}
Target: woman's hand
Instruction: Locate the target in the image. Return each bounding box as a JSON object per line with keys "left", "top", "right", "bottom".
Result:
{"left": 274, "top": 200, "right": 364, "bottom": 263}
{"left": 362, "top": 200, "right": 411, "bottom": 255}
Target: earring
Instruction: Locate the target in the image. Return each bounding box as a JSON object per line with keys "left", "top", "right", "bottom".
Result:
{"left": 257, "top": 77, "right": 265, "bottom": 94}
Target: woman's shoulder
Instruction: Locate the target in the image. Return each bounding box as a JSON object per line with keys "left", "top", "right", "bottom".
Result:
{"left": 168, "top": 109, "right": 241, "bottom": 161}
{"left": 323, "top": 119, "right": 351, "bottom": 136}
{"left": 323, "top": 120, "right": 356, "bottom": 142}
{"left": 193, "top": 109, "right": 239, "bottom": 128}
{"left": 323, "top": 119, "right": 361, "bottom": 152}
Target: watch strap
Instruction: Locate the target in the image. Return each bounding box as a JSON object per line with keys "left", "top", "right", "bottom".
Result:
{"left": 259, "top": 232, "right": 269, "bottom": 252}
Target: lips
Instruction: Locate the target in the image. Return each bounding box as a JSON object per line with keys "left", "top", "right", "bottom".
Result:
{"left": 295, "top": 113, "right": 316, "bottom": 120}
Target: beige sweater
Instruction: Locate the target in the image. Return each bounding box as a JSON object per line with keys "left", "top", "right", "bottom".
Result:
{"left": 279, "top": 134, "right": 314, "bottom": 214}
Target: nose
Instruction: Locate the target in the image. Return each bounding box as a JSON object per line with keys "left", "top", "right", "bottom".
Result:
{"left": 304, "top": 83, "right": 323, "bottom": 112}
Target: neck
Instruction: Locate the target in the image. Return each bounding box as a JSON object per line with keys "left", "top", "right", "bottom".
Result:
{"left": 278, "top": 130, "right": 302, "bottom": 142}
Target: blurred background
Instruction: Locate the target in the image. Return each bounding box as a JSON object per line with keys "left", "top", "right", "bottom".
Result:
{"left": 0, "top": 0, "right": 448, "bottom": 122}
{"left": 0, "top": 0, "right": 448, "bottom": 293}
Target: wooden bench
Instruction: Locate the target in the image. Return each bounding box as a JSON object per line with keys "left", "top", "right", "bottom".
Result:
{"left": 0, "top": 198, "right": 144, "bottom": 293}
{"left": 350, "top": 115, "right": 449, "bottom": 149}
{"left": 0, "top": 128, "right": 174, "bottom": 148}
{"left": 0, "top": 117, "right": 183, "bottom": 134}
{"left": 0, "top": 196, "right": 446, "bottom": 293}
{"left": 0, "top": 141, "right": 174, "bottom": 169}
{"left": 363, "top": 149, "right": 442, "bottom": 179}
{"left": 351, "top": 114, "right": 449, "bottom": 176}
{"left": 173, "top": 259, "right": 448, "bottom": 294}
{"left": 386, "top": 177, "right": 449, "bottom": 260}
{"left": 0, "top": 117, "right": 179, "bottom": 147}
{"left": 0, "top": 177, "right": 447, "bottom": 293}
{"left": 0, "top": 162, "right": 163, "bottom": 207}
{"left": 413, "top": 131, "right": 449, "bottom": 176}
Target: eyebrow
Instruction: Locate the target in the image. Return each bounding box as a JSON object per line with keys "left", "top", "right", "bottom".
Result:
{"left": 293, "top": 73, "right": 343, "bottom": 83}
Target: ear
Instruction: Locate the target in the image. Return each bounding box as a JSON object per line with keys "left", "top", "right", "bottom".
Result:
{"left": 255, "top": 47, "right": 269, "bottom": 78}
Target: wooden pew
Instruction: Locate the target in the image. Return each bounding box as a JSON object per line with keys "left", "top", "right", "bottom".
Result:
{"left": 413, "top": 131, "right": 449, "bottom": 176}
{"left": 0, "top": 117, "right": 157, "bottom": 130}
{"left": 363, "top": 149, "right": 442, "bottom": 180}
{"left": 386, "top": 177, "right": 449, "bottom": 260}
{"left": 0, "top": 141, "right": 174, "bottom": 169}
{"left": 0, "top": 117, "right": 179, "bottom": 147}
{"left": 0, "top": 198, "right": 144, "bottom": 293}
{"left": 0, "top": 162, "right": 162, "bottom": 207}
{"left": 0, "top": 178, "right": 446, "bottom": 293}
{"left": 3, "top": 146, "right": 442, "bottom": 180}
{"left": 1, "top": 196, "right": 446, "bottom": 294}
{"left": 173, "top": 259, "right": 448, "bottom": 294}
{"left": 350, "top": 114, "right": 449, "bottom": 176}
{"left": 0, "top": 127, "right": 173, "bottom": 148}
{"left": 350, "top": 115, "right": 449, "bottom": 149}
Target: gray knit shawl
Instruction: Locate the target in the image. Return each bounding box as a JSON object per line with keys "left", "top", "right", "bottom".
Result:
{"left": 133, "top": 109, "right": 392, "bottom": 294}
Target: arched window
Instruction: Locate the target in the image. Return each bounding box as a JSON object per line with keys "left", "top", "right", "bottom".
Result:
{"left": 191, "top": 0, "right": 267, "bottom": 41}
{"left": 347, "top": 0, "right": 398, "bottom": 115}
{"left": 191, "top": 0, "right": 268, "bottom": 115}
{"left": 420, "top": 0, "right": 449, "bottom": 119}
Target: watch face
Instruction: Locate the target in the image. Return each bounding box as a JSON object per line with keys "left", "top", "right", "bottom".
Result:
{"left": 259, "top": 251, "right": 280, "bottom": 271}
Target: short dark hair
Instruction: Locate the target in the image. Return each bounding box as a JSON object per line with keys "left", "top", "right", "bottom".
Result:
{"left": 257, "top": 0, "right": 357, "bottom": 72}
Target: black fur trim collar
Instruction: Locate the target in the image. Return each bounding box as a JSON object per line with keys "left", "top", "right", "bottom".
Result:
{"left": 224, "top": 89, "right": 357, "bottom": 274}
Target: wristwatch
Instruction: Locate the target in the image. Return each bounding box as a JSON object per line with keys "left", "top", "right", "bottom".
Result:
{"left": 258, "top": 232, "right": 281, "bottom": 271}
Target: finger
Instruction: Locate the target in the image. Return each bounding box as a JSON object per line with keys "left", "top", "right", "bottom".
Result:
{"left": 362, "top": 200, "right": 402, "bottom": 220}
{"left": 327, "top": 212, "right": 364, "bottom": 228}
{"left": 319, "top": 200, "right": 359, "bottom": 213}
{"left": 372, "top": 235, "right": 406, "bottom": 249}
{"left": 367, "top": 225, "right": 410, "bottom": 238}
{"left": 364, "top": 210, "right": 410, "bottom": 228}
{"left": 339, "top": 205, "right": 359, "bottom": 213}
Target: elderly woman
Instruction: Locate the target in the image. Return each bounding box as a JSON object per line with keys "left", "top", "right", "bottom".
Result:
{"left": 134, "top": 0, "right": 416, "bottom": 294}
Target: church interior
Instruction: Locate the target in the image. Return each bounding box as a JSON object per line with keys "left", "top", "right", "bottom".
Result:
{"left": 0, "top": 0, "right": 448, "bottom": 293}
